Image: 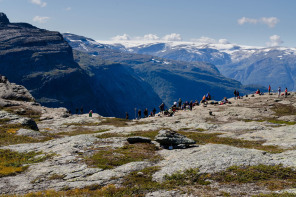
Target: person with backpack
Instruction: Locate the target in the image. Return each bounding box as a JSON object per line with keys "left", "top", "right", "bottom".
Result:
{"left": 159, "top": 103, "right": 165, "bottom": 113}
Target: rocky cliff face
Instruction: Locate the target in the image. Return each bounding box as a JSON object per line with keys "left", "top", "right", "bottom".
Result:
{"left": 0, "top": 13, "right": 162, "bottom": 118}
{"left": 0, "top": 13, "right": 98, "bottom": 110}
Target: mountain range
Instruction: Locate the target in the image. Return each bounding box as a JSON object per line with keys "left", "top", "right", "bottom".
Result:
{"left": 0, "top": 12, "right": 260, "bottom": 118}
{"left": 64, "top": 33, "right": 260, "bottom": 106}
{"left": 98, "top": 40, "right": 296, "bottom": 91}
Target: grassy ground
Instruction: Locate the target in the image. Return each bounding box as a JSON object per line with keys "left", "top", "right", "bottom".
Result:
{"left": 8, "top": 164, "right": 296, "bottom": 196}
{"left": 85, "top": 143, "right": 162, "bottom": 170}
{"left": 0, "top": 149, "right": 52, "bottom": 178}
{"left": 0, "top": 124, "right": 52, "bottom": 146}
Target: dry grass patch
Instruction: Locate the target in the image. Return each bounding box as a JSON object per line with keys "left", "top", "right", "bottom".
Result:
{"left": 0, "top": 149, "right": 52, "bottom": 177}
{"left": 211, "top": 164, "right": 296, "bottom": 191}
{"left": 178, "top": 131, "right": 284, "bottom": 153}
{"left": 254, "top": 193, "right": 296, "bottom": 197}
{"left": 0, "top": 124, "right": 52, "bottom": 146}
{"left": 271, "top": 103, "right": 296, "bottom": 117}
{"left": 85, "top": 143, "right": 162, "bottom": 170}
{"left": 98, "top": 118, "right": 129, "bottom": 127}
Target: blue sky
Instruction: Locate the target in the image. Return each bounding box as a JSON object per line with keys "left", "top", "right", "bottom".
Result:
{"left": 1, "top": 0, "right": 296, "bottom": 47}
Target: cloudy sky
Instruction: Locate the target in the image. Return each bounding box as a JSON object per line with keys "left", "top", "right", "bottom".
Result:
{"left": 1, "top": 0, "right": 296, "bottom": 47}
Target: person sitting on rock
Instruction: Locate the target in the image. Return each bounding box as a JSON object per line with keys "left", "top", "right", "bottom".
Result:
{"left": 255, "top": 89, "right": 260, "bottom": 94}
{"left": 194, "top": 100, "right": 199, "bottom": 106}
{"left": 220, "top": 97, "right": 229, "bottom": 105}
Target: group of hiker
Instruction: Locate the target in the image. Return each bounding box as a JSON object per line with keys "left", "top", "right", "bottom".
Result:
{"left": 68, "top": 84, "right": 291, "bottom": 120}
{"left": 133, "top": 107, "right": 157, "bottom": 120}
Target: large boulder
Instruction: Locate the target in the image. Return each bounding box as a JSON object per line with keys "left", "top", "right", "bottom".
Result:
{"left": 154, "top": 129, "right": 195, "bottom": 149}
{"left": 0, "top": 76, "right": 35, "bottom": 102}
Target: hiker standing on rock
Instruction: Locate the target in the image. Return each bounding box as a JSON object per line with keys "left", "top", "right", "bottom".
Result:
{"left": 285, "top": 88, "right": 288, "bottom": 98}
{"left": 178, "top": 98, "right": 182, "bottom": 109}
{"left": 159, "top": 103, "right": 165, "bottom": 113}
{"left": 138, "top": 109, "right": 142, "bottom": 119}
{"left": 80, "top": 107, "right": 83, "bottom": 114}
{"left": 268, "top": 85, "right": 271, "bottom": 95}
{"left": 189, "top": 101, "right": 193, "bottom": 111}
{"left": 144, "top": 108, "right": 148, "bottom": 118}
{"left": 278, "top": 87, "right": 281, "bottom": 97}
{"left": 89, "top": 110, "right": 93, "bottom": 117}
{"left": 234, "top": 89, "right": 237, "bottom": 99}
{"left": 152, "top": 108, "right": 156, "bottom": 116}
{"left": 126, "top": 112, "right": 129, "bottom": 120}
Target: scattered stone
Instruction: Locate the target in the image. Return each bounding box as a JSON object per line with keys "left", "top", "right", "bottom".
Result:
{"left": 154, "top": 130, "right": 195, "bottom": 149}
{"left": 127, "top": 136, "right": 152, "bottom": 144}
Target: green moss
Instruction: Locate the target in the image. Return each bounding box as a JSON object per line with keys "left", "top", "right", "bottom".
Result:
{"left": 85, "top": 143, "right": 162, "bottom": 170}
{"left": 0, "top": 149, "right": 52, "bottom": 177}
{"left": 211, "top": 164, "right": 296, "bottom": 190}
{"left": 179, "top": 131, "right": 284, "bottom": 153}
{"left": 164, "top": 168, "right": 210, "bottom": 186}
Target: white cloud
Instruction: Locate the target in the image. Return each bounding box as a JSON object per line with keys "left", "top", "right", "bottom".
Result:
{"left": 111, "top": 34, "right": 131, "bottom": 41}
{"left": 266, "top": 35, "right": 283, "bottom": 47}
{"left": 66, "top": 7, "right": 72, "bottom": 11}
{"left": 261, "top": 17, "right": 279, "bottom": 28}
{"left": 162, "top": 33, "right": 182, "bottom": 41}
{"left": 218, "top": 39, "right": 230, "bottom": 44}
{"left": 30, "top": 0, "right": 47, "bottom": 7}
{"left": 238, "top": 17, "right": 279, "bottom": 28}
{"left": 143, "top": 34, "right": 159, "bottom": 40}
{"left": 33, "top": 16, "right": 50, "bottom": 23}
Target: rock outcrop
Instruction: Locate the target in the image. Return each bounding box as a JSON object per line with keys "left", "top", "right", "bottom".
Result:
{"left": 154, "top": 129, "right": 196, "bottom": 149}
{"left": 0, "top": 75, "right": 35, "bottom": 102}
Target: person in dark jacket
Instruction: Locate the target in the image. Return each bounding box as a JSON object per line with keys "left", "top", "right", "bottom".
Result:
{"left": 138, "top": 109, "right": 142, "bottom": 119}
{"left": 144, "top": 108, "right": 148, "bottom": 118}
{"left": 152, "top": 108, "right": 156, "bottom": 116}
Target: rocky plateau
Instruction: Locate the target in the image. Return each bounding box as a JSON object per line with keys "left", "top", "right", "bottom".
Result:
{"left": 1, "top": 76, "right": 296, "bottom": 197}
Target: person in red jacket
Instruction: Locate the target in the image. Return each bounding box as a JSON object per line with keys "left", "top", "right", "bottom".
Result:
{"left": 268, "top": 85, "right": 271, "bottom": 94}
